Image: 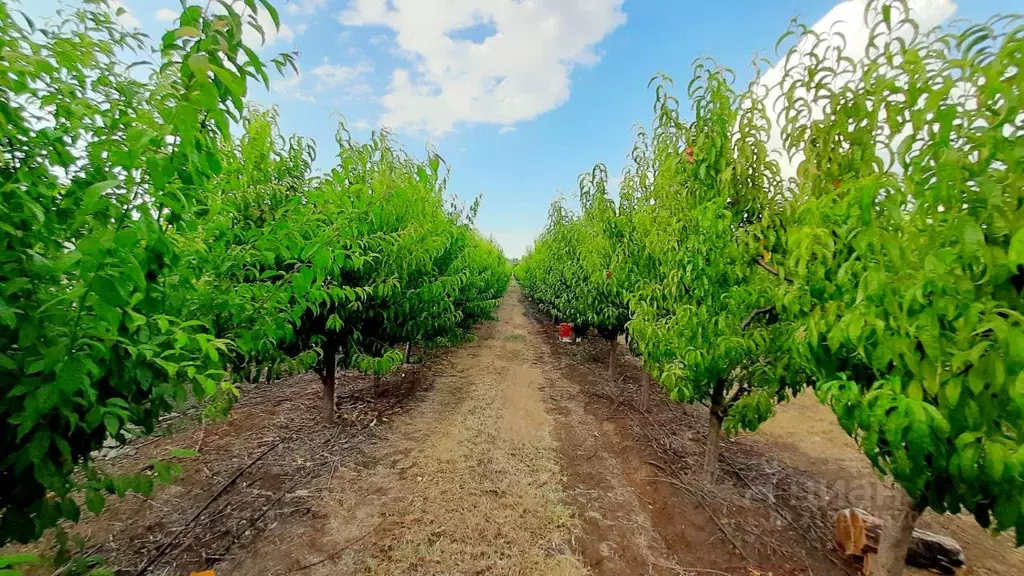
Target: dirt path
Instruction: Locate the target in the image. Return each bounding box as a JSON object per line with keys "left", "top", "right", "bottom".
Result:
{"left": 225, "top": 283, "right": 588, "bottom": 574}
{"left": 15, "top": 283, "right": 1021, "bottom": 575}
{"left": 183, "top": 283, "right": 856, "bottom": 575}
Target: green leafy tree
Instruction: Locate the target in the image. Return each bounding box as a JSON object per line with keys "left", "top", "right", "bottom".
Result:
{"left": 616, "top": 127, "right": 664, "bottom": 408}
{"left": 179, "top": 106, "right": 319, "bottom": 405}
{"left": 517, "top": 197, "right": 590, "bottom": 329}
{"left": 191, "top": 120, "right": 508, "bottom": 425}
{"left": 0, "top": 0, "right": 293, "bottom": 545}
{"left": 628, "top": 65, "right": 807, "bottom": 481}
{"left": 518, "top": 164, "right": 638, "bottom": 381}
{"left": 575, "top": 164, "right": 633, "bottom": 379}
{"left": 774, "top": 2, "right": 1024, "bottom": 573}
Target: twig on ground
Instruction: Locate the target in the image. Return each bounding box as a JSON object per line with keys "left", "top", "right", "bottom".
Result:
{"left": 195, "top": 422, "right": 207, "bottom": 453}
{"left": 721, "top": 457, "right": 856, "bottom": 576}
{"left": 645, "top": 474, "right": 753, "bottom": 564}
{"left": 674, "top": 568, "right": 735, "bottom": 576}
{"left": 134, "top": 438, "right": 285, "bottom": 576}
{"left": 217, "top": 472, "right": 311, "bottom": 561}
{"left": 651, "top": 562, "right": 735, "bottom": 576}
{"left": 645, "top": 460, "right": 670, "bottom": 474}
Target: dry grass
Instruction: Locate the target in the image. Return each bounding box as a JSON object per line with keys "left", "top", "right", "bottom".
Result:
{"left": 344, "top": 293, "right": 584, "bottom": 575}
{"left": 224, "top": 285, "right": 587, "bottom": 575}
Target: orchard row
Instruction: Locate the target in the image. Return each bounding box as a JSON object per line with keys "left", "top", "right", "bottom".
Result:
{"left": 0, "top": 2, "right": 509, "bottom": 547}
{"left": 516, "top": 3, "right": 1023, "bottom": 574}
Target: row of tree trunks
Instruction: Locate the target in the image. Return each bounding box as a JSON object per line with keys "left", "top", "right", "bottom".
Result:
{"left": 834, "top": 506, "right": 965, "bottom": 575}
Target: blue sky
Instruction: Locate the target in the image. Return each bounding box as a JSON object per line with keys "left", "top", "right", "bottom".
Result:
{"left": 26, "top": 1, "right": 1021, "bottom": 257}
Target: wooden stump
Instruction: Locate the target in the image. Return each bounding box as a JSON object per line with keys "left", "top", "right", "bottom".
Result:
{"left": 834, "top": 508, "right": 965, "bottom": 574}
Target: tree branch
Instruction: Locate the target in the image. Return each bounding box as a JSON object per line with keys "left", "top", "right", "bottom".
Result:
{"left": 754, "top": 257, "right": 793, "bottom": 283}
{"left": 134, "top": 438, "right": 284, "bottom": 575}
{"left": 740, "top": 305, "right": 776, "bottom": 330}
{"left": 724, "top": 380, "right": 751, "bottom": 408}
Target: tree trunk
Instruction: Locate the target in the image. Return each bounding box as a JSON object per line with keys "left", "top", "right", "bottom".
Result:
{"left": 640, "top": 370, "right": 651, "bottom": 411}
{"left": 704, "top": 410, "right": 723, "bottom": 483}
{"left": 609, "top": 338, "right": 618, "bottom": 383}
{"left": 834, "top": 508, "right": 964, "bottom": 574}
{"left": 404, "top": 342, "right": 412, "bottom": 363}
{"left": 321, "top": 346, "right": 337, "bottom": 425}
{"left": 704, "top": 378, "right": 728, "bottom": 483}
{"left": 870, "top": 487, "right": 925, "bottom": 576}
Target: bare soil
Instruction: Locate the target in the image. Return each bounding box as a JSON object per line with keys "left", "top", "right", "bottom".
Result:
{"left": 11, "top": 283, "right": 1023, "bottom": 575}
{"left": 220, "top": 282, "right": 584, "bottom": 575}
{"left": 757, "top": 395, "right": 1024, "bottom": 576}
{"left": 522, "top": 286, "right": 1024, "bottom": 576}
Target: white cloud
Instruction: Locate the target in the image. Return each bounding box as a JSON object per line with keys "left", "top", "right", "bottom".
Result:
{"left": 287, "top": 0, "right": 328, "bottom": 15}
{"left": 154, "top": 8, "right": 177, "bottom": 22}
{"left": 338, "top": 0, "right": 626, "bottom": 135}
{"left": 310, "top": 59, "right": 372, "bottom": 96}
{"left": 272, "top": 66, "right": 316, "bottom": 103}
{"left": 243, "top": 14, "right": 297, "bottom": 49}
{"left": 351, "top": 118, "right": 372, "bottom": 131}
{"left": 762, "top": 0, "right": 957, "bottom": 179}
{"left": 110, "top": 0, "right": 141, "bottom": 29}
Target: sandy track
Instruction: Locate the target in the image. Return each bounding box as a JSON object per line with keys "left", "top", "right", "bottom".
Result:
{"left": 225, "top": 283, "right": 586, "bottom": 575}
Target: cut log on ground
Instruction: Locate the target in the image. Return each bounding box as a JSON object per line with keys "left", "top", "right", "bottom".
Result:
{"left": 834, "top": 508, "right": 965, "bottom": 574}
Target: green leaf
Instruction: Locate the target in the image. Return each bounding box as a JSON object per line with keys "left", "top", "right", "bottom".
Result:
{"left": 188, "top": 53, "right": 210, "bottom": 77}
{"left": 942, "top": 377, "right": 962, "bottom": 407}
{"left": 111, "top": 475, "right": 130, "bottom": 497}
{"left": 136, "top": 473, "right": 155, "bottom": 497}
{"left": 0, "top": 554, "right": 42, "bottom": 568}
{"left": 259, "top": 0, "right": 280, "bottom": 29}
{"left": 85, "top": 489, "right": 105, "bottom": 515}
{"left": 0, "top": 306, "right": 15, "bottom": 328}
{"left": 1008, "top": 229, "right": 1024, "bottom": 268}
{"left": 27, "top": 429, "right": 50, "bottom": 461}
{"left": 168, "top": 448, "right": 200, "bottom": 458}
{"left": 103, "top": 413, "right": 120, "bottom": 436}
{"left": 175, "top": 26, "right": 201, "bottom": 38}
{"left": 82, "top": 178, "right": 120, "bottom": 199}
{"left": 210, "top": 64, "right": 247, "bottom": 98}
{"left": 92, "top": 275, "right": 128, "bottom": 308}
{"left": 152, "top": 461, "right": 173, "bottom": 484}
{"left": 962, "top": 221, "right": 985, "bottom": 257}
{"left": 985, "top": 443, "right": 1007, "bottom": 481}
